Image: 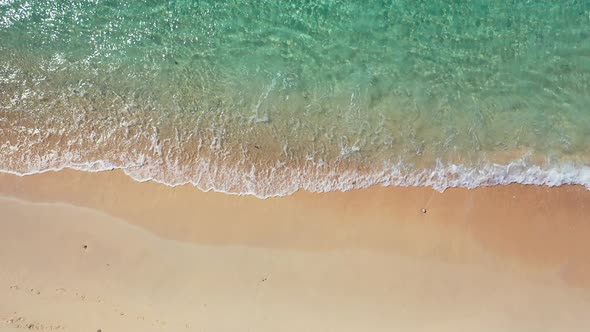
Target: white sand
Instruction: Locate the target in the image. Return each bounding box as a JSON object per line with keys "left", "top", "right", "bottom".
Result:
{"left": 0, "top": 195, "right": 589, "bottom": 331}
{"left": 1, "top": 170, "right": 590, "bottom": 331}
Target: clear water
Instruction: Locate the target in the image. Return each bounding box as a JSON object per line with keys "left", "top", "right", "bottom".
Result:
{"left": 1, "top": 1, "right": 589, "bottom": 197}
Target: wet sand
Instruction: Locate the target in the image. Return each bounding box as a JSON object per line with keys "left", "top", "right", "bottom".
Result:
{"left": 1, "top": 169, "right": 590, "bottom": 331}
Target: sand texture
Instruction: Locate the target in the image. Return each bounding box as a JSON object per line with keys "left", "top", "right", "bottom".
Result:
{"left": 1, "top": 170, "right": 590, "bottom": 331}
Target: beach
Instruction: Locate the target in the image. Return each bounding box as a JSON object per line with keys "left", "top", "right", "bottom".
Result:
{"left": 1, "top": 170, "right": 590, "bottom": 331}
{"left": 1, "top": 2, "right": 589, "bottom": 330}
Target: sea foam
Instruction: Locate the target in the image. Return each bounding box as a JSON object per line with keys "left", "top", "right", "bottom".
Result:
{"left": 2, "top": 154, "right": 589, "bottom": 199}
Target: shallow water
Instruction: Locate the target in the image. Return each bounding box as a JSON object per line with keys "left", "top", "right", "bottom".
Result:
{"left": 1, "top": 1, "right": 589, "bottom": 197}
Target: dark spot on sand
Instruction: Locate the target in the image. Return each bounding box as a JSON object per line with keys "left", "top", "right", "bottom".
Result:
{"left": 174, "top": 60, "right": 179, "bottom": 65}
{"left": 254, "top": 145, "right": 261, "bottom": 149}
{"left": 83, "top": 244, "right": 88, "bottom": 250}
{"left": 261, "top": 277, "right": 267, "bottom": 282}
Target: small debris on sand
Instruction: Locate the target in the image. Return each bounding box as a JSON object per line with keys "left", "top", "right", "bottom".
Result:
{"left": 421, "top": 208, "right": 427, "bottom": 214}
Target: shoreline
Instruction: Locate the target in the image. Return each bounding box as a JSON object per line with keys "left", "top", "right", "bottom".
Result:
{"left": 2, "top": 155, "right": 590, "bottom": 198}
{"left": 2, "top": 169, "right": 590, "bottom": 267}
{"left": 1, "top": 169, "right": 590, "bottom": 331}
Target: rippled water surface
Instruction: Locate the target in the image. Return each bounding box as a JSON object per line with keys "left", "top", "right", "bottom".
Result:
{"left": 1, "top": 1, "right": 589, "bottom": 196}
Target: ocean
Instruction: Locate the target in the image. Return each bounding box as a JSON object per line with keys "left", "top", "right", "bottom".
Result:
{"left": 1, "top": 0, "right": 589, "bottom": 197}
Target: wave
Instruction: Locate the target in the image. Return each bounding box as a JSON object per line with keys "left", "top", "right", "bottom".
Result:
{"left": 1, "top": 0, "right": 589, "bottom": 198}
{"left": 2, "top": 155, "right": 589, "bottom": 199}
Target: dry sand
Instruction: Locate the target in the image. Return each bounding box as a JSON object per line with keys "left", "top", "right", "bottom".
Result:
{"left": 1, "top": 169, "right": 590, "bottom": 331}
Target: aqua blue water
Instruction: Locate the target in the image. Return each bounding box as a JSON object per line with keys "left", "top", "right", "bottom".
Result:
{"left": 1, "top": 1, "right": 589, "bottom": 196}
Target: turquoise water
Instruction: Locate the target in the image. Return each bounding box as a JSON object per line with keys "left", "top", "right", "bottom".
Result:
{"left": 1, "top": 1, "right": 589, "bottom": 196}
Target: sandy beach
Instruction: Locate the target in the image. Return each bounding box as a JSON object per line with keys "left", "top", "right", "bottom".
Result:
{"left": 1, "top": 169, "right": 590, "bottom": 331}
{"left": 2, "top": 2, "right": 589, "bottom": 331}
